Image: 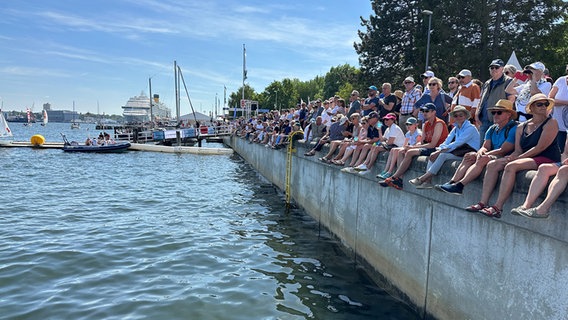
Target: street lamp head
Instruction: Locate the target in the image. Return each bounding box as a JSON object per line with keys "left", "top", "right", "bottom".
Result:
{"left": 422, "top": 10, "right": 433, "bottom": 15}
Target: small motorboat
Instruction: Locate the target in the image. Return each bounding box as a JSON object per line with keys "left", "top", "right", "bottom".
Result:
{"left": 61, "top": 134, "right": 130, "bottom": 153}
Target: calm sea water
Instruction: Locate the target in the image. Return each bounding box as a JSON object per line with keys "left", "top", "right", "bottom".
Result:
{"left": 0, "top": 123, "right": 419, "bottom": 319}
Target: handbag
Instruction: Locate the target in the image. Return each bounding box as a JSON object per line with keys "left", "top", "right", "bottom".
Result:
{"left": 451, "top": 144, "right": 476, "bottom": 157}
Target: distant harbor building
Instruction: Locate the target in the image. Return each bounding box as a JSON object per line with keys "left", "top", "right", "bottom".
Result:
{"left": 122, "top": 92, "right": 171, "bottom": 123}
{"left": 43, "top": 102, "right": 51, "bottom": 111}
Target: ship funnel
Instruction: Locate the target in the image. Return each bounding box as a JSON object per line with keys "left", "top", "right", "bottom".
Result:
{"left": 153, "top": 94, "right": 160, "bottom": 103}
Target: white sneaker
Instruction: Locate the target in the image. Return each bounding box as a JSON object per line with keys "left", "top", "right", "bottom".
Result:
{"left": 341, "top": 167, "right": 355, "bottom": 173}
{"left": 354, "top": 164, "right": 368, "bottom": 171}
{"left": 408, "top": 178, "right": 423, "bottom": 186}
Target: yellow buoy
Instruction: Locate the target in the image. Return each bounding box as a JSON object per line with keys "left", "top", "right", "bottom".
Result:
{"left": 30, "top": 134, "right": 46, "bottom": 146}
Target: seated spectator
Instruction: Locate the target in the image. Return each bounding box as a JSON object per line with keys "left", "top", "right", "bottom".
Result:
{"left": 341, "top": 112, "right": 381, "bottom": 170}
{"left": 511, "top": 138, "right": 568, "bottom": 218}
{"left": 303, "top": 116, "right": 326, "bottom": 144}
{"left": 437, "top": 99, "right": 517, "bottom": 194}
{"left": 304, "top": 115, "right": 347, "bottom": 156}
{"left": 377, "top": 117, "right": 422, "bottom": 180}
{"left": 332, "top": 115, "right": 368, "bottom": 166}
{"left": 379, "top": 103, "right": 449, "bottom": 190}
{"left": 326, "top": 113, "right": 362, "bottom": 163}
{"left": 319, "top": 114, "right": 355, "bottom": 161}
{"left": 353, "top": 113, "right": 405, "bottom": 174}
{"left": 466, "top": 94, "right": 561, "bottom": 218}
{"left": 408, "top": 106, "right": 480, "bottom": 189}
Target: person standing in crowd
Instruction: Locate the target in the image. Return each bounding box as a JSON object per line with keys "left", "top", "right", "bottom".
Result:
{"left": 506, "top": 61, "right": 552, "bottom": 121}
{"left": 421, "top": 70, "right": 435, "bottom": 95}
{"left": 447, "top": 76, "right": 459, "bottom": 98}
{"left": 451, "top": 69, "right": 481, "bottom": 123}
{"left": 361, "top": 86, "right": 380, "bottom": 116}
{"left": 436, "top": 100, "right": 517, "bottom": 195}
{"left": 347, "top": 90, "right": 361, "bottom": 117}
{"left": 476, "top": 59, "right": 514, "bottom": 141}
{"left": 413, "top": 77, "right": 453, "bottom": 123}
{"left": 467, "top": 94, "right": 561, "bottom": 218}
{"left": 379, "top": 103, "right": 449, "bottom": 190}
{"left": 408, "top": 106, "right": 480, "bottom": 189}
{"left": 399, "top": 76, "right": 421, "bottom": 132}
{"left": 377, "top": 83, "right": 399, "bottom": 121}
{"left": 549, "top": 64, "right": 568, "bottom": 152}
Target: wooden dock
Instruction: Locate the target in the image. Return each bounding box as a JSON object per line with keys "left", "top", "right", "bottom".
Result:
{"left": 0, "top": 141, "right": 64, "bottom": 149}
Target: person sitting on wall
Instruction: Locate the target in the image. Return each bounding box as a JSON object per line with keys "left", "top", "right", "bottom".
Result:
{"left": 436, "top": 99, "right": 518, "bottom": 195}
{"left": 466, "top": 93, "right": 561, "bottom": 218}
{"left": 511, "top": 138, "right": 568, "bottom": 219}
{"left": 303, "top": 115, "right": 347, "bottom": 156}
{"left": 332, "top": 115, "right": 369, "bottom": 166}
{"left": 352, "top": 113, "right": 405, "bottom": 174}
{"left": 377, "top": 117, "right": 422, "bottom": 180}
{"left": 325, "top": 113, "right": 362, "bottom": 163}
{"left": 408, "top": 105, "right": 480, "bottom": 189}
{"left": 340, "top": 112, "right": 381, "bottom": 171}
{"left": 379, "top": 103, "right": 449, "bottom": 190}
{"left": 318, "top": 114, "right": 356, "bottom": 161}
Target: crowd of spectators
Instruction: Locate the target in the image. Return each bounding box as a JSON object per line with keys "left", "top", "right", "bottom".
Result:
{"left": 233, "top": 59, "right": 568, "bottom": 220}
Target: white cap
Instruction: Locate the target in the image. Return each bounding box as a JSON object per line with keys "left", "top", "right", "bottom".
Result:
{"left": 458, "top": 69, "right": 472, "bottom": 77}
{"left": 525, "top": 62, "right": 545, "bottom": 72}
{"left": 422, "top": 70, "right": 435, "bottom": 78}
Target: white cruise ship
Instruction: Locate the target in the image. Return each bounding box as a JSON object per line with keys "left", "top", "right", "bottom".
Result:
{"left": 121, "top": 92, "right": 171, "bottom": 123}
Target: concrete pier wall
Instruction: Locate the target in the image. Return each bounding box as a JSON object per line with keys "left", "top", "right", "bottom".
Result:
{"left": 226, "top": 136, "right": 568, "bottom": 320}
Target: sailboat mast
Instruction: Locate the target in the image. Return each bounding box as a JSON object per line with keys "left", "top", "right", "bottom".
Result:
{"left": 174, "top": 60, "right": 180, "bottom": 122}
{"left": 148, "top": 77, "right": 153, "bottom": 126}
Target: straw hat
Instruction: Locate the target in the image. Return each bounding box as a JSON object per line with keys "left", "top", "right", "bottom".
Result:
{"left": 394, "top": 90, "right": 403, "bottom": 100}
{"left": 488, "top": 99, "right": 517, "bottom": 119}
{"left": 450, "top": 105, "right": 471, "bottom": 119}
{"left": 526, "top": 93, "right": 554, "bottom": 114}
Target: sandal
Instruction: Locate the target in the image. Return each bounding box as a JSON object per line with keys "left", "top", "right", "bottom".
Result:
{"left": 465, "top": 202, "right": 487, "bottom": 212}
{"left": 333, "top": 160, "right": 345, "bottom": 166}
{"left": 479, "top": 206, "right": 502, "bottom": 219}
{"left": 318, "top": 157, "right": 329, "bottom": 162}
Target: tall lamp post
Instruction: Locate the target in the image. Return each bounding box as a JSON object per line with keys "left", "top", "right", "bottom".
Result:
{"left": 423, "top": 10, "right": 433, "bottom": 72}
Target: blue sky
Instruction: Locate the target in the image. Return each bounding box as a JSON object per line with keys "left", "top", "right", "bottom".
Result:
{"left": 0, "top": 0, "right": 371, "bottom": 116}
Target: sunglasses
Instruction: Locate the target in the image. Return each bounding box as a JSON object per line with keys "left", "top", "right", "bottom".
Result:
{"left": 489, "top": 66, "right": 501, "bottom": 70}
{"left": 457, "top": 76, "right": 464, "bottom": 79}
{"left": 534, "top": 101, "right": 550, "bottom": 108}
{"left": 448, "top": 81, "right": 457, "bottom": 84}
{"left": 453, "top": 113, "right": 466, "bottom": 118}
{"left": 428, "top": 83, "right": 437, "bottom": 86}
{"left": 491, "top": 111, "right": 504, "bottom": 115}
{"left": 404, "top": 81, "right": 413, "bottom": 84}
{"left": 504, "top": 71, "right": 511, "bottom": 75}
{"left": 421, "top": 109, "right": 433, "bottom": 113}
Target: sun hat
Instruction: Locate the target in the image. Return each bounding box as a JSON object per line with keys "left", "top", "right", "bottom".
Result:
{"left": 394, "top": 90, "right": 404, "bottom": 100}
{"left": 450, "top": 105, "right": 471, "bottom": 119}
{"left": 488, "top": 99, "right": 517, "bottom": 119}
{"left": 339, "top": 116, "right": 348, "bottom": 125}
{"left": 526, "top": 93, "right": 555, "bottom": 114}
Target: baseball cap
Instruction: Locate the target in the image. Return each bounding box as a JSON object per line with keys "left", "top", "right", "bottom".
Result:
{"left": 368, "top": 85, "right": 378, "bottom": 91}
{"left": 489, "top": 59, "right": 505, "bottom": 67}
{"left": 405, "top": 117, "right": 418, "bottom": 125}
{"left": 421, "top": 71, "right": 435, "bottom": 78}
{"left": 458, "top": 69, "right": 472, "bottom": 77}
{"left": 525, "top": 61, "right": 545, "bottom": 72}
{"left": 421, "top": 103, "right": 436, "bottom": 111}
{"left": 368, "top": 111, "right": 379, "bottom": 119}
{"left": 403, "top": 76, "right": 415, "bottom": 83}
{"left": 382, "top": 113, "right": 397, "bottom": 120}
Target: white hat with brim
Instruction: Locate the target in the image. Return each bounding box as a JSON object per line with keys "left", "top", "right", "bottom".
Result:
{"left": 449, "top": 105, "right": 471, "bottom": 119}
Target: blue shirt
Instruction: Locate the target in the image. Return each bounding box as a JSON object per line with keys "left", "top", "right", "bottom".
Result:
{"left": 438, "top": 120, "right": 480, "bottom": 151}
{"left": 485, "top": 120, "right": 517, "bottom": 151}
{"left": 414, "top": 93, "right": 453, "bottom": 121}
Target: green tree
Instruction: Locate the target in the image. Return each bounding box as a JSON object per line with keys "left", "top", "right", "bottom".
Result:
{"left": 356, "top": 0, "right": 568, "bottom": 84}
